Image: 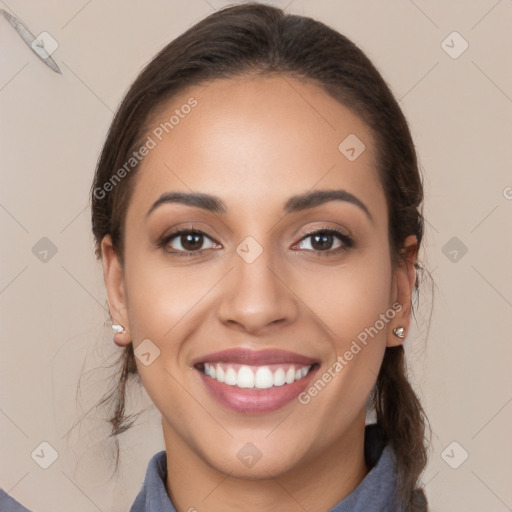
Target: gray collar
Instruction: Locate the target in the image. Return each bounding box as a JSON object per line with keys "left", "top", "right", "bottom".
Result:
{"left": 130, "top": 424, "right": 404, "bottom": 512}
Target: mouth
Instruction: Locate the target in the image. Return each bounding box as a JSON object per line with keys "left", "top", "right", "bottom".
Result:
{"left": 192, "top": 349, "right": 320, "bottom": 413}
{"left": 196, "top": 361, "right": 317, "bottom": 388}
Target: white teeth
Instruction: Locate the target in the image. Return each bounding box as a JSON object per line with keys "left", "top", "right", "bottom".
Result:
{"left": 273, "top": 368, "right": 286, "bottom": 386}
{"left": 285, "top": 367, "right": 296, "bottom": 384}
{"left": 216, "top": 365, "right": 225, "bottom": 383}
{"left": 237, "top": 365, "right": 255, "bottom": 388}
{"left": 224, "top": 367, "right": 237, "bottom": 385}
{"left": 254, "top": 367, "right": 273, "bottom": 389}
{"left": 202, "top": 363, "right": 313, "bottom": 389}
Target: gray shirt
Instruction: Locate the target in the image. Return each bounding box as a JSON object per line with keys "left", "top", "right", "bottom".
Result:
{"left": 0, "top": 425, "right": 426, "bottom": 511}
{"left": 130, "top": 424, "right": 424, "bottom": 512}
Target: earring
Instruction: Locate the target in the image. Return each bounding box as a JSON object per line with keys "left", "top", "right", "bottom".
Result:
{"left": 110, "top": 323, "right": 130, "bottom": 347}
{"left": 111, "top": 324, "right": 126, "bottom": 334}
{"left": 393, "top": 327, "right": 405, "bottom": 338}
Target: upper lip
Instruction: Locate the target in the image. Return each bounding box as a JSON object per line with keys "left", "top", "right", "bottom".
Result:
{"left": 192, "top": 348, "right": 319, "bottom": 367}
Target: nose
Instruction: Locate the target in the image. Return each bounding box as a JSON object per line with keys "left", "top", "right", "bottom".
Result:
{"left": 216, "top": 247, "right": 299, "bottom": 335}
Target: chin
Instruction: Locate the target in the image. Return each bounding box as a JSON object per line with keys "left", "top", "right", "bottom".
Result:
{"left": 212, "top": 451, "right": 301, "bottom": 480}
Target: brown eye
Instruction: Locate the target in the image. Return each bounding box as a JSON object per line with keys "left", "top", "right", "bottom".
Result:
{"left": 309, "top": 232, "right": 337, "bottom": 251}
{"left": 295, "top": 228, "right": 353, "bottom": 255}
{"left": 160, "top": 229, "right": 218, "bottom": 255}
{"left": 178, "top": 232, "right": 204, "bottom": 251}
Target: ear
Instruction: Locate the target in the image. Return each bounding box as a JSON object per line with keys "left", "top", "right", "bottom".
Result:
{"left": 387, "top": 235, "right": 418, "bottom": 347}
{"left": 101, "top": 234, "right": 131, "bottom": 347}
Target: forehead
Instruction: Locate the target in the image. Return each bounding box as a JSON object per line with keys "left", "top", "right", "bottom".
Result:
{"left": 127, "top": 74, "right": 385, "bottom": 219}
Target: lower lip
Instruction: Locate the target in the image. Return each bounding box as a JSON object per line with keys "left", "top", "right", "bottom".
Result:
{"left": 197, "top": 366, "right": 319, "bottom": 414}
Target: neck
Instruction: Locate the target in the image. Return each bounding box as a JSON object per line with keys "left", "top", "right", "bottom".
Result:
{"left": 162, "top": 416, "right": 369, "bottom": 512}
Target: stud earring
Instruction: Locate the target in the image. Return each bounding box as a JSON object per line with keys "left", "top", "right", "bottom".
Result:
{"left": 110, "top": 323, "right": 130, "bottom": 347}
{"left": 111, "top": 324, "right": 126, "bottom": 334}
{"left": 393, "top": 327, "right": 405, "bottom": 338}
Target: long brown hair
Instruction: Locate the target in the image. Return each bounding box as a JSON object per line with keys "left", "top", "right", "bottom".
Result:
{"left": 90, "top": 3, "right": 430, "bottom": 509}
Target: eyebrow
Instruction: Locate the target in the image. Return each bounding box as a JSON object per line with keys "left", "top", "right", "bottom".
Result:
{"left": 146, "top": 189, "right": 372, "bottom": 221}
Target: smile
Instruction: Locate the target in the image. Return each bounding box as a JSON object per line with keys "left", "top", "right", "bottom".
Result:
{"left": 201, "top": 362, "right": 314, "bottom": 389}
{"left": 193, "top": 348, "right": 320, "bottom": 413}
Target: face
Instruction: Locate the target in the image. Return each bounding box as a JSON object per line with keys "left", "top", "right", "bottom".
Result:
{"left": 102, "top": 74, "right": 416, "bottom": 480}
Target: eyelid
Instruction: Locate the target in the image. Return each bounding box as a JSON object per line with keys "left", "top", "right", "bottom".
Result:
{"left": 296, "top": 224, "right": 352, "bottom": 241}
{"left": 292, "top": 226, "right": 354, "bottom": 253}
{"left": 156, "top": 227, "right": 219, "bottom": 255}
{"left": 156, "top": 221, "right": 220, "bottom": 243}
{"left": 156, "top": 224, "right": 354, "bottom": 256}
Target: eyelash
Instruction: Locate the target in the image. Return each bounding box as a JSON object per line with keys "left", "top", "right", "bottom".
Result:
{"left": 156, "top": 227, "right": 354, "bottom": 258}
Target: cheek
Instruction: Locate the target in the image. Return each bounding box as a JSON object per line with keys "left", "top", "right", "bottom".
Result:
{"left": 295, "top": 250, "right": 393, "bottom": 347}
{"left": 123, "top": 249, "right": 214, "bottom": 342}
{"left": 124, "top": 231, "right": 393, "bottom": 348}
{"left": 121, "top": 258, "right": 213, "bottom": 412}
{"left": 295, "top": 244, "right": 393, "bottom": 406}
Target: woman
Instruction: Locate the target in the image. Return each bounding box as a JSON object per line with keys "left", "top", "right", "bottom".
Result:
{"left": 93, "top": 3, "right": 430, "bottom": 511}
{"left": 0, "top": 2, "right": 431, "bottom": 511}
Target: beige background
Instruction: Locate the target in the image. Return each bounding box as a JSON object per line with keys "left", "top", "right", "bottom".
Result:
{"left": 1, "top": 1, "right": 511, "bottom": 511}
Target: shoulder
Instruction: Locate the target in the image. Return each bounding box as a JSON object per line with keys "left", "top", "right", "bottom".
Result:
{"left": 364, "top": 424, "right": 429, "bottom": 512}
{"left": 130, "top": 450, "right": 175, "bottom": 512}
{"left": 0, "top": 488, "right": 33, "bottom": 512}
